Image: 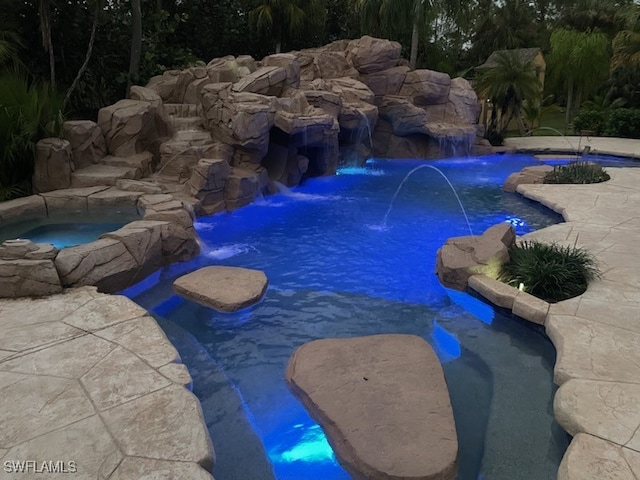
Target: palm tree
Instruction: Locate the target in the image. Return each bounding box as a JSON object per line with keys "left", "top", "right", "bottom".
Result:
{"left": 469, "top": 0, "right": 539, "bottom": 66}
{"left": 0, "top": 28, "right": 21, "bottom": 68}
{"left": 611, "top": 30, "right": 640, "bottom": 72}
{"left": 353, "top": 0, "right": 432, "bottom": 70}
{"left": 547, "top": 28, "right": 610, "bottom": 126}
{"left": 474, "top": 51, "right": 542, "bottom": 135}
{"left": 38, "top": 0, "right": 55, "bottom": 86}
{"left": 249, "top": 0, "right": 322, "bottom": 54}
{"left": 127, "top": 0, "right": 142, "bottom": 95}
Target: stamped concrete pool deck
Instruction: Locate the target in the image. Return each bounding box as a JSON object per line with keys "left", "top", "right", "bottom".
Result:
{"left": 0, "top": 136, "right": 638, "bottom": 479}
{"left": 507, "top": 136, "right": 640, "bottom": 479}
{"left": 0, "top": 288, "right": 214, "bottom": 479}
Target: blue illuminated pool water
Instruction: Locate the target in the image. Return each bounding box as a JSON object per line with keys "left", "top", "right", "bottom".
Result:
{"left": 124, "top": 154, "right": 637, "bottom": 480}
{"left": 0, "top": 207, "right": 142, "bottom": 248}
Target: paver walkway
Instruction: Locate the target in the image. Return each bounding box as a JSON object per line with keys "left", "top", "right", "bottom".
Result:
{"left": 507, "top": 136, "right": 640, "bottom": 479}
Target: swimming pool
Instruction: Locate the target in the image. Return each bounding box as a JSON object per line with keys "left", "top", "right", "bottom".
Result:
{"left": 123, "top": 153, "right": 636, "bottom": 480}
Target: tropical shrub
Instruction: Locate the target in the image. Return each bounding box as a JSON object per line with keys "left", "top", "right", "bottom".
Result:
{"left": 603, "top": 108, "right": 640, "bottom": 138}
{"left": 573, "top": 108, "right": 640, "bottom": 139}
{"left": 499, "top": 240, "right": 599, "bottom": 303}
{"left": 0, "top": 71, "right": 63, "bottom": 200}
{"left": 544, "top": 161, "right": 610, "bottom": 184}
{"left": 572, "top": 110, "right": 607, "bottom": 136}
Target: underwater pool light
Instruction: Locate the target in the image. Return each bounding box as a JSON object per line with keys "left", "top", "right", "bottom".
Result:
{"left": 445, "top": 288, "right": 495, "bottom": 325}
{"left": 431, "top": 321, "right": 461, "bottom": 362}
{"left": 269, "top": 423, "right": 336, "bottom": 465}
{"left": 505, "top": 216, "right": 526, "bottom": 228}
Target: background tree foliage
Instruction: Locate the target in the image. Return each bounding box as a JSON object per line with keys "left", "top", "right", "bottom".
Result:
{"left": 3, "top": 0, "right": 640, "bottom": 199}
{"left": 5, "top": 0, "right": 640, "bottom": 119}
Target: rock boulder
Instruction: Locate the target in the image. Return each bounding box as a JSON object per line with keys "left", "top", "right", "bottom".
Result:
{"left": 399, "top": 69, "right": 451, "bottom": 106}
{"left": 173, "top": 266, "right": 268, "bottom": 312}
{"left": 347, "top": 36, "right": 402, "bottom": 74}
{"left": 0, "top": 259, "right": 62, "bottom": 298}
{"left": 436, "top": 223, "right": 515, "bottom": 291}
{"left": 54, "top": 238, "right": 139, "bottom": 293}
{"left": 504, "top": 165, "right": 554, "bottom": 193}
{"left": 32, "top": 138, "right": 73, "bottom": 193}
{"left": 98, "top": 100, "right": 162, "bottom": 158}
{"left": 286, "top": 334, "right": 458, "bottom": 480}
{"left": 62, "top": 120, "right": 107, "bottom": 169}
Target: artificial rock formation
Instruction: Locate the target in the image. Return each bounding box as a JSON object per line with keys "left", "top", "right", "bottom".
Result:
{"left": 62, "top": 120, "right": 108, "bottom": 169}
{"left": 286, "top": 334, "right": 458, "bottom": 480}
{"left": 32, "top": 138, "right": 73, "bottom": 193}
{"left": 504, "top": 165, "right": 554, "bottom": 193}
{"left": 98, "top": 99, "right": 167, "bottom": 158}
{"left": 173, "top": 266, "right": 268, "bottom": 312}
{"left": 436, "top": 223, "right": 515, "bottom": 291}
{"left": 0, "top": 240, "right": 62, "bottom": 298}
{"left": 0, "top": 186, "right": 199, "bottom": 296}
{"left": 114, "top": 35, "right": 481, "bottom": 215}
{"left": 30, "top": 36, "right": 481, "bottom": 219}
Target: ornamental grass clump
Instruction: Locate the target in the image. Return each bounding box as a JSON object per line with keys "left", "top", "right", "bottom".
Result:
{"left": 544, "top": 161, "right": 610, "bottom": 184}
{"left": 499, "top": 240, "right": 600, "bottom": 303}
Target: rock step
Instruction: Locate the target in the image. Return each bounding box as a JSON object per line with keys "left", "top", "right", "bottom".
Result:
{"left": 164, "top": 103, "right": 201, "bottom": 117}
{"left": 157, "top": 136, "right": 226, "bottom": 182}
{"left": 71, "top": 164, "right": 139, "bottom": 188}
{"left": 169, "top": 116, "right": 204, "bottom": 132}
{"left": 170, "top": 130, "right": 213, "bottom": 145}
{"left": 101, "top": 152, "right": 154, "bottom": 179}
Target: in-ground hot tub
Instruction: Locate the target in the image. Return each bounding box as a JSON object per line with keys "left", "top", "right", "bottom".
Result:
{"left": 0, "top": 186, "right": 200, "bottom": 297}
{"left": 0, "top": 205, "right": 143, "bottom": 248}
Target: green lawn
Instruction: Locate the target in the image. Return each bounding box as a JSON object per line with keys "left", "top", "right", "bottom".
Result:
{"left": 504, "top": 110, "right": 572, "bottom": 137}
{"left": 537, "top": 110, "right": 570, "bottom": 135}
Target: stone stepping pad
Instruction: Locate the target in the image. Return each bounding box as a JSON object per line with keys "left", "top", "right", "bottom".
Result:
{"left": 173, "top": 266, "right": 268, "bottom": 312}
{"left": 285, "top": 334, "right": 458, "bottom": 480}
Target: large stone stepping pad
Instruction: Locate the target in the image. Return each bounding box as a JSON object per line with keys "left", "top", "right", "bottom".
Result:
{"left": 285, "top": 334, "right": 458, "bottom": 480}
{"left": 173, "top": 266, "right": 267, "bottom": 312}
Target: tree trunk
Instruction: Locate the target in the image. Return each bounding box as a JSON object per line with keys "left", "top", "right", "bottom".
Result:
{"left": 63, "top": 0, "right": 101, "bottom": 110}
{"left": 565, "top": 78, "right": 574, "bottom": 131}
{"left": 516, "top": 107, "right": 526, "bottom": 135}
{"left": 275, "top": 21, "right": 283, "bottom": 54}
{"left": 574, "top": 88, "right": 582, "bottom": 117}
{"left": 154, "top": 0, "right": 162, "bottom": 45}
{"left": 39, "top": 0, "right": 56, "bottom": 86}
{"left": 410, "top": 19, "right": 419, "bottom": 70}
{"left": 127, "top": 0, "right": 142, "bottom": 96}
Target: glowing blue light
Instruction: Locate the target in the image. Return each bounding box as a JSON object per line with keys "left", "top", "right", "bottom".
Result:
{"left": 118, "top": 270, "right": 161, "bottom": 298}
{"left": 504, "top": 216, "right": 526, "bottom": 228}
{"left": 152, "top": 295, "right": 184, "bottom": 317}
{"left": 276, "top": 424, "right": 335, "bottom": 464}
{"left": 431, "top": 321, "right": 461, "bottom": 362}
{"left": 268, "top": 422, "right": 336, "bottom": 465}
{"left": 445, "top": 288, "right": 495, "bottom": 325}
{"left": 335, "top": 167, "right": 386, "bottom": 176}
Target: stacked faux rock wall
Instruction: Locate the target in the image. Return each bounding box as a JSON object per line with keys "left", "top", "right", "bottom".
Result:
{"left": 31, "top": 35, "right": 482, "bottom": 223}
{"left": 133, "top": 36, "right": 481, "bottom": 216}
